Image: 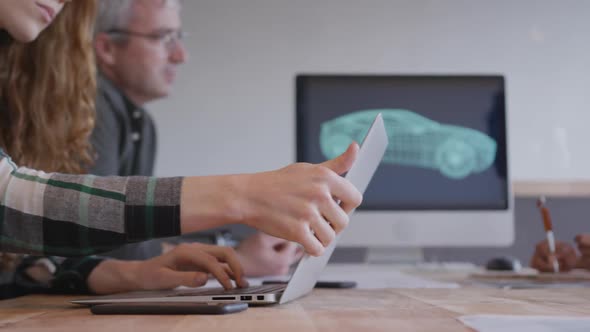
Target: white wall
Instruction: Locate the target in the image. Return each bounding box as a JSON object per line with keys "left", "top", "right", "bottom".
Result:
{"left": 149, "top": 0, "right": 590, "bottom": 181}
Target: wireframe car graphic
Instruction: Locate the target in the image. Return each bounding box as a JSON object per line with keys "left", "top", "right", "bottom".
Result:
{"left": 320, "top": 109, "right": 497, "bottom": 179}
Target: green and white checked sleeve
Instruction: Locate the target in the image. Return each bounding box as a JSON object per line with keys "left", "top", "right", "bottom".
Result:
{"left": 0, "top": 149, "right": 182, "bottom": 256}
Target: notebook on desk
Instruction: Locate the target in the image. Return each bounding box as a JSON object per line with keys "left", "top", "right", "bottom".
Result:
{"left": 469, "top": 269, "right": 590, "bottom": 289}
{"left": 73, "top": 113, "right": 389, "bottom": 306}
{"left": 471, "top": 269, "right": 590, "bottom": 282}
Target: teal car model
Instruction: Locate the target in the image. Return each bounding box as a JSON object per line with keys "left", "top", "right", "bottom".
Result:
{"left": 320, "top": 109, "right": 497, "bottom": 179}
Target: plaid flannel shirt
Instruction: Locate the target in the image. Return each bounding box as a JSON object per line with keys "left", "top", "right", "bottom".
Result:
{"left": 0, "top": 149, "right": 182, "bottom": 256}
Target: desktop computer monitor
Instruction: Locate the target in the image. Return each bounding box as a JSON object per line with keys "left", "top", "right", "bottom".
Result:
{"left": 296, "top": 75, "right": 514, "bottom": 247}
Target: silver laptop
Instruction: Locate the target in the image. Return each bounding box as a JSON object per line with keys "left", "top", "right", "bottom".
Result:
{"left": 73, "top": 113, "right": 388, "bottom": 306}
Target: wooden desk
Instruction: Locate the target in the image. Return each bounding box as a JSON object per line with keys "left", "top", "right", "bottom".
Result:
{"left": 1, "top": 288, "right": 589, "bottom": 331}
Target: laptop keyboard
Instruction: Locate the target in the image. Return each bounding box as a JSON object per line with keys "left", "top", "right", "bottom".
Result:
{"left": 169, "top": 284, "right": 287, "bottom": 297}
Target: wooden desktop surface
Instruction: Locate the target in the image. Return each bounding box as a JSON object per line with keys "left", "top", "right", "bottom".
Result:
{"left": 1, "top": 288, "right": 590, "bottom": 332}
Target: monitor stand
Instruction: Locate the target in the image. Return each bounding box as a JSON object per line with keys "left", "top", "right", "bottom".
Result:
{"left": 365, "top": 247, "right": 424, "bottom": 265}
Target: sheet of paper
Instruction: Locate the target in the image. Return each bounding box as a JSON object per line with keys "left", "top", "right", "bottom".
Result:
{"left": 471, "top": 269, "right": 590, "bottom": 281}
{"left": 469, "top": 269, "right": 590, "bottom": 289}
{"left": 459, "top": 315, "right": 590, "bottom": 332}
{"left": 318, "top": 264, "right": 460, "bottom": 289}
{"left": 195, "top": 264, "right": 459, "bottom": 289}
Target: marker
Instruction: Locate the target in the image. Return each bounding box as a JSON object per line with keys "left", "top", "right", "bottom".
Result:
{"left": 536, "top": 196, "right": 559, "bottom": 273}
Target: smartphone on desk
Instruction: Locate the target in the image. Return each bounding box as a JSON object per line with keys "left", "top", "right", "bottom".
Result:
{"left": 90, "top": 302, "right": 248, "bottom": 315}
{"left": 262, "top": 280, "right": 357, "bottom": 289}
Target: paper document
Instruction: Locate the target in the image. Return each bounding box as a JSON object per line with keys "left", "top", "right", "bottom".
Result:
{"left": 469, "top": 269, "right": 590, "bottom": 289}
{"left": 255, "top": 264, "right": 460, "bottom": 289}
{"left": 470, "top": 269, "right": 590, "bottom": 281}
{"left": 459, "top": 315, "right": 590, "bottom": 332}
{"left": 195, "top": 264, "right": 459, "bottom": 289}
{"left": 318, "top": 264, "right": 460, "bottom": 289}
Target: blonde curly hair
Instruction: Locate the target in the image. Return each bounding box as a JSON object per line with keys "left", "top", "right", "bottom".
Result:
{"left": 0, "top": 1, "right": 98, "bottom": 272}
{"left": 0, "top": 0, "right": 98, "bottom": 174}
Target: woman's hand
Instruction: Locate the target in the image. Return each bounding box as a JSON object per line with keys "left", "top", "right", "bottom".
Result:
{"left": 179, "top": 143, "right": 362, "bottom": 257}
{"left": 87, "top": 243, "right": 248, "bottom": 294}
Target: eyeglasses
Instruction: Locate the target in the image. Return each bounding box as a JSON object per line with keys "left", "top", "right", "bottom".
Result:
{"left": 106, "top": 29, "right": 186, "bottom": 51}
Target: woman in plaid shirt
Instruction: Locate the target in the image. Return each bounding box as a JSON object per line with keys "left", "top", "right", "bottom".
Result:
{"left": 0, "top": 0, "right": 362, "bottom": 293}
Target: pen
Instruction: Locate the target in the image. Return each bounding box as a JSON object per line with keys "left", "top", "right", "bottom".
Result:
{"left": 536, "top": 196, "right": 559, "bottom": 273}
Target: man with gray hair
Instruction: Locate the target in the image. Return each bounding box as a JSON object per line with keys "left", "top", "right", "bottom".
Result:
{"left": 91, "top": 0, "right": 303, "bottom": 277}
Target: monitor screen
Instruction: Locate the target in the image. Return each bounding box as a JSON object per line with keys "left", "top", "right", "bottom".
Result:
{"left": 296, "top": 75, "right": 508, "bottom": 211}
